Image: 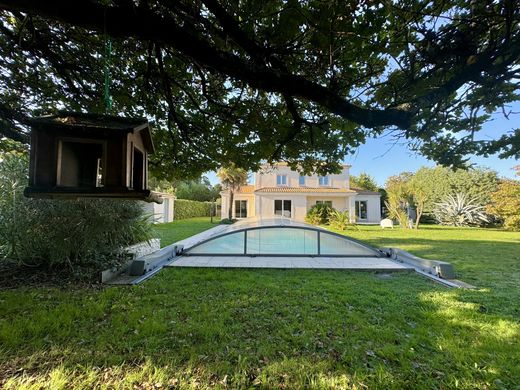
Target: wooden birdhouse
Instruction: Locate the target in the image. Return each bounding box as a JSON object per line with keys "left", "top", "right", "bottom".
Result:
{"left": 24, "top": 111, "right": 161, "bottom": 203}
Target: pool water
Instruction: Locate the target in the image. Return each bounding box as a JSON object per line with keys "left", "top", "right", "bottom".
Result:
{"left": 186, "top": 226, "right": 379, "bottom": 257}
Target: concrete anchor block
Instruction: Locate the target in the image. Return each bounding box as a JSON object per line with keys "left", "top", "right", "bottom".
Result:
{"left": 129, "top": 259, "right": 148, "bottom": 276}
{"left": 434, "top": 263, "right": 456, "bottom": 279}
{"left": 100, "top": 239, "right": 160, "bottom": 282}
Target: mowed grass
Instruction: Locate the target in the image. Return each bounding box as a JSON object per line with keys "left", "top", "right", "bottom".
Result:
{"left": 153, "top": 216, "right": 221, "bottom": 247}
{"left": 0, "top": 223, "right": 519, "bottom": 389}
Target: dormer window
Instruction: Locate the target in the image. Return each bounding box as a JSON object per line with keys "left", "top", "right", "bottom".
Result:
{"left": 319, "top": 176, "right": 329, "bottom": 186}
{"left": 276, "top": 174, "right": 287, "bottom": 186}
{"left": 299, "top": 175, "right": 305, "bottom": 186}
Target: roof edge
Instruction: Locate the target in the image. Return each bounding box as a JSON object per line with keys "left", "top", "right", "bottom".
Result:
{"left": 30, "top": 111, "right": 149, "bottom": 132}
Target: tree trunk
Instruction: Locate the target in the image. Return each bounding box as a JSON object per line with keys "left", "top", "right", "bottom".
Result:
{"left": 414, "top": 204, "right": 423, "bottom": 229}
{"left": 414, "top": 196, "right": 426, "bottom": 229}
{"left": 228, "top": 190, "right": 234, "bottom": 220}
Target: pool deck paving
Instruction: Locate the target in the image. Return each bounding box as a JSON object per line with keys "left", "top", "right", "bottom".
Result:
{"left": 166, "top": 255, "right": 413, "bottom": 270}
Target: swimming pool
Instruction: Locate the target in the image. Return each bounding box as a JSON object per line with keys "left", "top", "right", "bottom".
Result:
{"left": 184, "top": 217, "right": 383, "bottom": 257}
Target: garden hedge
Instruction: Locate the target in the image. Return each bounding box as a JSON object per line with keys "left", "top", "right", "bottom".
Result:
{"left": 174, "top": 199, "right": 213, "bottom": 219}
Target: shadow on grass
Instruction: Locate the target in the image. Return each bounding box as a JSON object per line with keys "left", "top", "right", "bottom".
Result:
{"left": 1, "top": 267, "right": 519, "bottom": 388}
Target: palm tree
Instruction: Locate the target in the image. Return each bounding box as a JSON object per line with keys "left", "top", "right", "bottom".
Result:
{"left": 217, "top": 163, "right": 248, "bottom": 220}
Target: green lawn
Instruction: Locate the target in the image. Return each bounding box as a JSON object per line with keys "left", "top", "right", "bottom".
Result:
{"left": 1, "top": 222, "right": 519, "bottom": 389}
{"left": 154, "top": 216, "right": 221, "bottom": 247}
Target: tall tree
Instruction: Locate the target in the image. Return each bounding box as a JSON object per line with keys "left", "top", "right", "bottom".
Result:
{"left": 0, "top": 1, "right": 519, "bottom": 178}
{"left": 350, "top": 173, "right": 379, "bottom": 192}
{"left": 408, "top": 176, "right": 429, "bottom": 229}
{"left": 385, "top": 166, "right": 499, "bottom": 227}
{"left": 217, "top": 164, "right": 248, "bottom": 220}
{"left": 487, "top": 167, "right": 520, "bottom": 231}
{"left": 385, "top": 173, "right": 413, "bottom": 228}
{"left": 176, "top": 177, "right": 221, "bottom": 202}
{"left": 412, "top": 166, "right": 498, "bottom": 215}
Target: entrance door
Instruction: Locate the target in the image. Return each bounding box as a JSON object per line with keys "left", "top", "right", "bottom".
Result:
{"left": 355, "top": 200, "right": 368, "bottom": 221}
{"left": 274, "top": 200, "right": 292, "bottom": 218}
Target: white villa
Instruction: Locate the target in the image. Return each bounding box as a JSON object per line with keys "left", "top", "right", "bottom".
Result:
{"left": 220, "top": 163, "right": 381, "bottom": 223}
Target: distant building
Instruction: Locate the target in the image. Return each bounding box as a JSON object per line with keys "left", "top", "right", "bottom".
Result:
{"left": 220, "top": 162, "right": 381, "bottom": 223}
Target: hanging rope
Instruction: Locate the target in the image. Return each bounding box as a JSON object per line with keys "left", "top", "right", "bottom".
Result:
{"left": 103, "top": 37, "right": 112, "bottom": 114}
{"left": 103, "top": 9, "right": 112, "bottom": 114}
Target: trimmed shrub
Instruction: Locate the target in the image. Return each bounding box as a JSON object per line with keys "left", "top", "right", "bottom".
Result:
{"left": 219, "top": 218, "right": 235, "bottom": 224}
{"left": 174, "top": 199, "right": 212, "bottom": 219}
{"left": 0, "top": 151, "right": 154, "bottom": 279}
{"left": 305, "top": 204, "right": 334, "bottom": 225}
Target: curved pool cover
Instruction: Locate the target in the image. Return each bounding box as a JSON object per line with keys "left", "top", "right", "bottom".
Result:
{"left": 184, "top": 217, "right": 384, "bottom": 257}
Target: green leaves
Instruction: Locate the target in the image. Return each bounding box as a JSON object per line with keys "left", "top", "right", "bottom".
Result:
{"left": 328, "top": 209, "right": 353, "bottom": 231}
{"left": 350, "top": 172, "right": 379, "bottom": 192}
{"left": 1, "top": 1, "right": 520, "bottom": 176}
{"left": 305, "top": 203, "right": 334, "bottom": 225}
{"left": 487, "top": 178, "right": 520, "bottom": 231}
{"left": 0, "top": 153, "right": 154, "bottom": 276}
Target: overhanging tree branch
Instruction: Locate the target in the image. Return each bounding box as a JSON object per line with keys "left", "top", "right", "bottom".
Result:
{"left": 0, "top": 0, "right": 412, "bottom": 129}
{"left": 0, "top": 102, "right": 30, "bottom": 143}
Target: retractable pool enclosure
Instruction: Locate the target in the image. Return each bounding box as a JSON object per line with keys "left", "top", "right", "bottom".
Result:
{"left": 184, "top": 217, "right": 383, "bottom": 257}
{"left": 107, "top": 216, "right": 465, "bottom": 288}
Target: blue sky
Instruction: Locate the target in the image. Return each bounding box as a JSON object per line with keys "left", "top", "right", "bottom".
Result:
{"left": 205, "top": 106, "right": 519, "bottom": 186}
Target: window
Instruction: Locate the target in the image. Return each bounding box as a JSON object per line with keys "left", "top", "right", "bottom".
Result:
{"left": 132, "top": 147, "right": 144, "bottom": 190}
{"left": 299, "top": 175, "right": 305, "bottom": 186}
{"left": 319, "top": 176, "right": 329, "bottom": 186}
{"left": 276, "top": 174, "right": 287, "bottom": 186}
{"left": 316, "top": 200, "right": 333, "bottom": 207}
{"left": 355, "top": 200, "right": 368, "bottom": 220}
{"left": 274, "top": 199, "right": 292, "bottom": 218}
{"left": 235, "top": 200, "right": 248, "bottom": 218}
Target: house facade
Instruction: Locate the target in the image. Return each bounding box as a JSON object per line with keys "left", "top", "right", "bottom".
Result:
{"left": 220, "top": 163, "right": 381, "bottom": 223}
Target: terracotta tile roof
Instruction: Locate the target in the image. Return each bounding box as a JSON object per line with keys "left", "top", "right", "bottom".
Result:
{"left": 236, "top": 185, "right": 255, "bottom": 194}
{"left": 231, "top": 186, "right": 380, "bottom": 195}
{"left": 255, "top": 187, "right": 355, "bottom": 193}
{"left": 261, "top": 162, "right": 351, "bottom": 169}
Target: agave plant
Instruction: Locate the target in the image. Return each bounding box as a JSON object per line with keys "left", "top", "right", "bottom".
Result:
{"left": 433, "top": 193, "right": 488, "bottom": 227}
